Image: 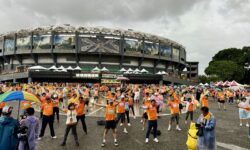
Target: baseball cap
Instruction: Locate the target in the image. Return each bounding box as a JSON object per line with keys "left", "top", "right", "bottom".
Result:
{"left": 2, "top": 106, "right": 13, "bottom": 114}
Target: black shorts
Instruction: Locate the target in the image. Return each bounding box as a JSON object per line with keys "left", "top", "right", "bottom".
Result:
{"left": 105, "top": 120, "right": 116, "bottom": 129}
{"left": 143, "top": 112, "right": 148, "bottom": 120}
{"left": 218, "top": 99, "right": 225, "bottom": 103}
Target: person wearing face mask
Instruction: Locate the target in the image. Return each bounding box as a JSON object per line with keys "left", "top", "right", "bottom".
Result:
{"left": 60, "top": 103, "right": 79, "bottom": 146}
{"left": 196, "top": 107, "right": 216, "bottom": 150}
{"left": 95, "top": 99, "right": 118, "bottom": 147}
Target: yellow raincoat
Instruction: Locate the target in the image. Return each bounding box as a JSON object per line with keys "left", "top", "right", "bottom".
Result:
{"left": 186, "top": 122, "right": 198, "bottom": 150}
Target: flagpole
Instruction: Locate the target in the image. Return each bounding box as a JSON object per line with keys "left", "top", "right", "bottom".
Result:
{"left": 17, "top": 100, "right": 20, "bottom": 120}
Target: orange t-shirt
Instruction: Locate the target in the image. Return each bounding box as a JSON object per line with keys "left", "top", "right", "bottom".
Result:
{"left": 202, "top": 97, "right": 209, "bottom": 107}
{"left": 168, "top": 100, "right": 179, "bottom": 114}
{"left": 128, "top": 98, "right": 134, "bottom": 106}
{"left": 76, "top": 102, "right": 85, "bottom": 116}
{"left": 187, "top": 102, "right": 194, "bottom": 112}
{"left": 21, "top": 101, "right": 32, "bottom": 110}
{"left": 0, "top": 102, "right": 6, "bottom": 109}
{"left": 117, "top": 101, "right": 125, "bottom": 113}
{"left": 42, "top": 102, "right": 54, "bottom": 116}
{"left": 105, "top": 105, "right": 116, "bottom": 121}
{"left": 218, "top": 92, "right": 225, "bottom": 101}
{"left": 52, "top": 99, "right": 59, "bottom": 107}
{"left": 147, "top": 105, "right": 157, "bottom": 120}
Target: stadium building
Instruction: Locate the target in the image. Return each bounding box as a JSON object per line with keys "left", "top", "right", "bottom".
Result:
{"left": 0, "top": 25, "right": 198, "bottom": 84}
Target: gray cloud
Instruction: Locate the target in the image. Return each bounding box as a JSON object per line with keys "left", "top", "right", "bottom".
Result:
{"left": 0, "top": 0, "right": 249, "bottom": 74}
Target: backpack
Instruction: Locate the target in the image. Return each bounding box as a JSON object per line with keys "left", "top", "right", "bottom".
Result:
{"left": 0, "top": 117, "right": 19, "bottom": 150}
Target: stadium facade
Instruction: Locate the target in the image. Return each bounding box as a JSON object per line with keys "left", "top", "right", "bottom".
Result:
{"left": 0, "top": 25, "right": 198, "bottom": 84}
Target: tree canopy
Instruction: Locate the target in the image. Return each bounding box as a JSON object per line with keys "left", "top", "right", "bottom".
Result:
{"left": 203, "top": 46, "right": 250, "bottom": 83}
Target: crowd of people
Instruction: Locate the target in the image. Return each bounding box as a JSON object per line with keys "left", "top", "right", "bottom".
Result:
{"left": 0, "top": 82, "right": 249, "bottom": 150}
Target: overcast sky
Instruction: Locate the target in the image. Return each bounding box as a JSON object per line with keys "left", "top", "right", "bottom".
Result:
{"left": 0, "top": 0, "right": 249, "bottom": 74}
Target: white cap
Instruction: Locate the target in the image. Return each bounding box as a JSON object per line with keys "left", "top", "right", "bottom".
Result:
{"left": 2, "top": 106, "right": 13, "bottom": 114}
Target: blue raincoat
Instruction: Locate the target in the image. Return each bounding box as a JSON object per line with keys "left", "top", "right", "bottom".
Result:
{"left": 196, "top": 113, "right": 216, "bottom": 150}
{"left": 0, "top": 116, "right": 19, "bottom": 150}
{"left": 18, "top": 116, "right": 39, "bottom": 150}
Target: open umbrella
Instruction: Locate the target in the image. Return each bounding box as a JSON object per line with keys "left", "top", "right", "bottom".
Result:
{"left": 0, "top": 91, "right": 41, "bottom": 118}
{"left": 116, "top": 76, "right": 129, "bottom": 81}
{"left": 156, "top": 71, "right": 162, "bottom": 75}
{"left": 127, "top": 68, "right": 133, "bottom": 72}
{"left": 58, "top": 65, "right": 65, "bottom": 70}
{"left": 161, "top": 71, "right": 167, "bottom": 75}
{"left": 230, "top": 80, "right": 239, "bottom": 86}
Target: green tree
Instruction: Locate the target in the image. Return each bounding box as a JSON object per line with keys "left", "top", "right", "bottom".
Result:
{"left": 205, "top": 60, "right": 244, "bottom": 81}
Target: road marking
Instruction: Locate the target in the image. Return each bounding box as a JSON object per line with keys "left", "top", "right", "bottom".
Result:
{"left": 216, "top": 142, "right": 249, "bottom": 150}
{"left": 86, "top": 107, "right": 103, "bottom": 116}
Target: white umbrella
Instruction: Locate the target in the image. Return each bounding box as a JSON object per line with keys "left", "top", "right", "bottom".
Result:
{"left": 141, "top": 68, "right": 148, "bottom": 73}
{"left": 58, "top": 65, "right": 65, "bottom": 70}
{"left": 101, "top": 67, "right": 109, "bottom": 72}
{"left": 66, "top": 66, "right": 74, "bottom": 70}
{"left": 92, "top": 66, "right": 100, "bottom": 72}
{"left": 134, "top": 68, "right": 140, "bottom": 72}
{"left": 74, "top": 66, "right": 81, "bottom": 71}
{"left": 48, "top": 65, "right": 57, "bottom": 70}
{"left": 61, "top": 68, "right": 67, "bottom": 72}
{"left": 124, "top": 71, "right": 131, "bottom": 74}
{"left": 119, "top": 68, "right": 127, "bottom": 72}
{"left": 204, "top": 83, "right": 209, "bottom": 86}
{"left": 28, "top": 65, "right": 47, "bottom": 70}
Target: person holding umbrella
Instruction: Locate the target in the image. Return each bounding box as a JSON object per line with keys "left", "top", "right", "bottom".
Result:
{"left": 38, "top": 96, "right": 56, "bottom": 140}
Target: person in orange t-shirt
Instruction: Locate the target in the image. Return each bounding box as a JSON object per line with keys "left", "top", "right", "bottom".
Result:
{"left": 217, "top": 91, "right": 226, "bottom": 110}
{"left": 0, "top": 102, "right": 6, "bottom": 116}
{"left": 168, "top": 96, "right": 181, "bottom": 131}
{"left": 184, "top": 97, "right": 194, "bottom": 124}
{"left": 202, "top": 95, "right": 209, "bottom": 108}
{"left": 143, "top": 99, "right": 159, "bottom": 143}
{"left": 38, "top": 97, "right": 56, "bottom": 139}
{"left": 116, "top": 97, "right": 128, "bottom": 134}
{"left": 95, "top": 99, "right": 118, "bottom": 147}
{"left": 76, "top": 97, "right": 87, "bottom": 134}
{"left": 40, "top": 93, "right": 47, "bottom": 119}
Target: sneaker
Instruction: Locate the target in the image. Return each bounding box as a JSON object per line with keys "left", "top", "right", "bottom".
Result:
{"left": 128, "top": 123, "right": 131, "bottom": 126}
{"left": 142, "top": 127, "right": 145, "bottom": 131}
{"left": 153, "top": 138, "right": 159, "bottom": 143}
{"left": 133, "top": 116, "right": 136, "bottom": 119}
{"left": 145, "top": 138, "right": 149, "bottom": 143}
{"left": 140, "top": 120, "right": 143, "bottom": 123}
{"left": 246, "top": 123, "right": 249, "bottom": 127}
{"left": 101, "top": 142, "right": 105, "bottom": 147}
{"left": 240, "top": 123, "right": 243, "bottom": 127}
{"left": 51, "top": 136, "right": 57, "bottom": 139}
{"left": 168, "top": 125, "right": 171, "bottom": 131}
{"left": 176, "top": 126, "right": 181, "bottom": 131}
{"left": 120, "top": 123, "right": 123, "bottom": 126}
{"left": 114, "top": 142, "right": 119, "bottom": 146}
{"left": 60, "top": 142, "right": 66, "bottom": 146}
{"left": 37, "top": 137, "right": 42, "bottom": 141}
{"left": 123, "top": 128, "right": 128, "bottom": 134}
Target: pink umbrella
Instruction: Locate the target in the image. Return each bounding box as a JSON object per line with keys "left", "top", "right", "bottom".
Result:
{"left": 216, "top": 81, "right": 223, "bottom": 86}
{"left": 116, "top": 76, "right": 129, "bottom": 81}
{"left": 223, "top": 81, "right": 230, "bottom": 87}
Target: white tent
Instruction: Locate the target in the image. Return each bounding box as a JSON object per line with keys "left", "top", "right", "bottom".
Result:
{"left": 204, "top": 83, "right": 209, "bottom": 86}
{"left": 61, "top": 69, "right": 67, "bottom": 72}
{"left": 141, "top": 68, "right": 148, "bottom": 73}
{"left": 119, "top": 68, "right": 127, "bottom": 72}
{"left": 92, "top": 66, "right": 100, "bottom": 72}
{"left": 74, "top": 66, "right": 81, "bottom": 71}
{"left": 66, "top": 66, "right": 74, "bottom": 70}
{"left": 156, "top": 71, "right": 162, "bottom": 75}
{"left": 101, "top": 67, "right": 109, "bottom": 72}
{"left": 48, "top": 65, "right": 57, "bottom": 70}
{"left": 58, "top": 66, "right": 65, "bottom": 70}
{"left": 28, "top": 65, "right": 47, "bottom": 70}
{"left": 127, "top": 68, "right": 133, "bottom": 72}
{"left": 124, "top": 71, "right": 131, "bottom": 74}
{"left": 161, "top": 71, "right": 167, "bottom": 75}
{"left": 134, "top": 68, "right": 140, "bottom": 72}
